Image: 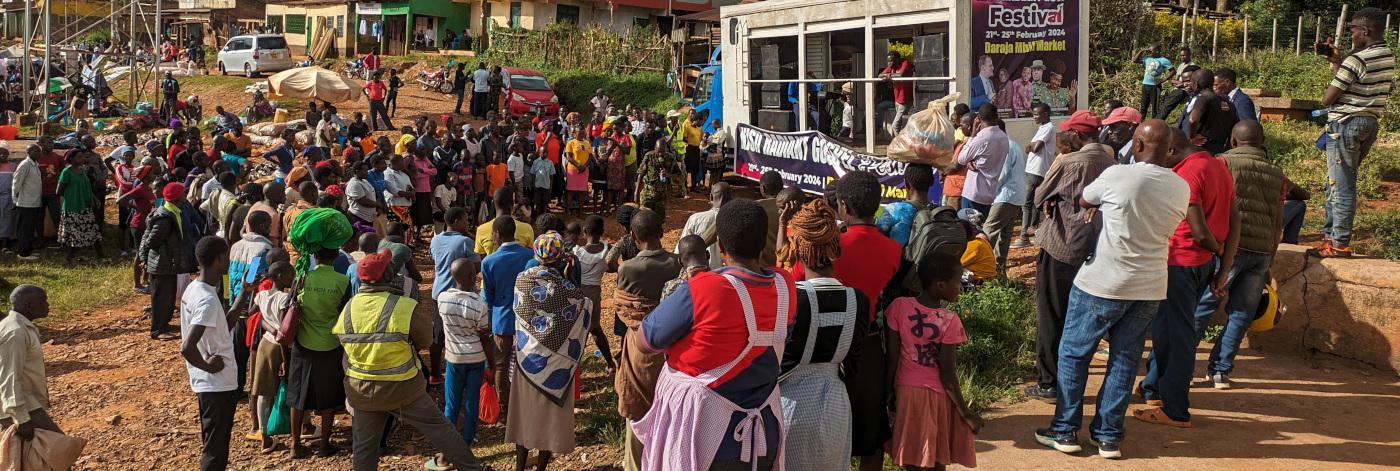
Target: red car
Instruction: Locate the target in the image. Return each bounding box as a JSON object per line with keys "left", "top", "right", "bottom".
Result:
{"left": 502, "top": 67, "right": 561, "bottom": 117}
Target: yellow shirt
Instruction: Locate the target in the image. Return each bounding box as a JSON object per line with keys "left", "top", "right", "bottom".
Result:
{"left": 683, "top": 121, "right": 703, "bottom": 146}
{"left": 474, "top": 220, "right": 535, "bottom": 256}
{"left": 565, "top": 138, "right": 592, "bottom": 170}
{"left": 961, "top": 238, "right": 997, "bottom": 281}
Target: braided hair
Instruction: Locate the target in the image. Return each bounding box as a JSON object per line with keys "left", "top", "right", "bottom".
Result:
{"left": 778, "top": 198, "right": 842, "bottom": 271}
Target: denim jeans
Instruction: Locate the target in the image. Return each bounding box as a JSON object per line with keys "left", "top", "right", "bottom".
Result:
{"left": 1140, "top": 259, "right": 1216, "bottom": 422}
{"left": 1282, "top": 200, "right": 1306, "bottom": 245}
{"left": 1195, "top": 250, "right": 1273, "bottom": 375}
{"left": 1323, "top": 116, "right": 1378, "bottom": 246}
{"left": 1050, "top": 286, "right": 1159, "bottom": 444}
{"left": 443, "top": 361, "right": 486, "bottom": 445}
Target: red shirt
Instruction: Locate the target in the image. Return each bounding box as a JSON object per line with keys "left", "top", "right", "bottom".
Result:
{"left": 38, "top": 152, "right": 63, "bottom": 196}
{"left": 882, "top": 59, "right": 914, "bottom": 105}
{"left": 1169, "top": 151, "right": 1236, "bottom": 266}
{"left": 792, "top": 225, "right": 902, "bottom": 324}
{"left": 641, "top": 267, "right": 797, "bottom": 394}
{"left": 365, "top": 80, "right": 387, "bottom": 101}
{"left": 167, "top": 143, "right": 187, "bottom": 169}
{"left": 537, "top": 133, "right": 562, "bottom": 165}
{"left": 127, "top": 185, "right": 155, "bottom": 228}
{"left": 0, "top": 125, "right": 18, "bottom": 140}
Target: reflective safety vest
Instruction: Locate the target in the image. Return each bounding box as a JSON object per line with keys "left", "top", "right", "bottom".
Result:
{"left": 669, "top": 125, "right": 687, "bottom": 154}
{"left": 332, "top": 291, "right": 420, "bottom": 382}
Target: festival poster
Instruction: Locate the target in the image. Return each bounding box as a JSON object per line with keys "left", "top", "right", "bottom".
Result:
{"left": 733, "top": 124, "right": 910, "bottom": 202}
{"left": 970, "top": 0, "right": 1080, "bottom": 118}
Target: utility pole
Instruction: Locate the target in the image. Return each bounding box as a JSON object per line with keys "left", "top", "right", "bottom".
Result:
{"left": 41, "top": 0, "right": 51, "bottom": 130}
{"left": 22, "top": 0, "right": 30, "bottom": 121}
{"left": 130, "top": 0, "right": 137, "bottom": 106}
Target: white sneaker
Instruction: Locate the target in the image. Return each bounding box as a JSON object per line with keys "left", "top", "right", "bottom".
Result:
{"left": 17, "top": 254, "right": 39, "bottom": 261}
{"left": 1211, "top": 372, "right": 1232, "bottom": 390}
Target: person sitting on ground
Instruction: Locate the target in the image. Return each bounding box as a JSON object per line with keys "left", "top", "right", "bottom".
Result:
{"left": 958, "top": 208, "right": 997, "bottom": 283}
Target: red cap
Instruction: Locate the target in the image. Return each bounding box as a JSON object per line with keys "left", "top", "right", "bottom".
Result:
{"left": 357, "top": 248, "right": 393, "bottom": 283}
{"left": 1102, "top": 107, "right": 1143, "bottom": 126}
{"left": 161, "top": 182, "right": 186, "bottom": 201}
{"left": 323, "top": 184, "right": 344, "bottom": 197}
{"left": 1058, "top": 110, "right": 1101, "bottom": 134}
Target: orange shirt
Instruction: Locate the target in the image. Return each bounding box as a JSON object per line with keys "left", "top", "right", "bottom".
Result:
{"left": 0, "top": 125, "right": 18, "bottom": 140}
{"left": 486, "top": 163, "right": 508, "bottom": 194}
{"left": 943, "top": 140, "right": 969, "bottom": 198}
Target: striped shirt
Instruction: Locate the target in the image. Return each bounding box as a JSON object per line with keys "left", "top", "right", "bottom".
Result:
{"left": 436, "top": 288, "right": 491, "bottom": 364}
{"left": 1329, "top": 44, "right": 1395, "bottom": 122}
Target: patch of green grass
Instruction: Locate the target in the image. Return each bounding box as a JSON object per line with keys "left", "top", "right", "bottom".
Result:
{"left": 946, "top": 278, "right": 1037, "bottom": 413}
{"left": 1354, "top": 208, "right": 1400, "bottom": 261}
{"left": 0, "top": 235, "right": 132, "bottom": 320}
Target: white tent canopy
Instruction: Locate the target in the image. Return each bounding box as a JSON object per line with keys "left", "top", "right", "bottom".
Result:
{"left": 267, "top": 66, "right": 362, "bottom": 103}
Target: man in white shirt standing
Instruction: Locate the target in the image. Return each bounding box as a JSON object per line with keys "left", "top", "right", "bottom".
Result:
{"left": 1016, "top": 103, "right": 1057, "bottom": 248}
{"left": 590, "top": 89, "right": 610, "bottom": 114}
{"left": 1, "top": 285, "right": 60, "bottom": 440}
{"left": 180, "top": 236, "right": 253, "bottom": 471}
{"left": 676, "top": 182, "right": 731, "bottom": 268}
{"left": 1035, "top": 120, "right": 1189, "bottom": 460}
{"left": 470, "top": 63, "right": 491, "bottom": 119}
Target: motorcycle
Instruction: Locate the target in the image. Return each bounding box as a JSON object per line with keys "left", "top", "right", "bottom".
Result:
{"left": 344, "top": 59, "right": 366, "bottom": 79}
{"left": 416, "top": 65, "right": 453, "bottom": 94}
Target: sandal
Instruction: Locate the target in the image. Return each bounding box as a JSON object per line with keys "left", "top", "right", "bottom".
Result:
{"left": 1308, "top": 241, "right": 1354, "bottom": 258}
{"left": 424, "top": 454, "right": 452, "bottom": 471}
{"left": 1132, "top": 407, "right": 1192, "bottom": 428}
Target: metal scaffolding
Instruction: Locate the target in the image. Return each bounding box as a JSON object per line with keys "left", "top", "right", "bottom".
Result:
{"left": 9, "top": 0, "right": 165, "bottom": 131}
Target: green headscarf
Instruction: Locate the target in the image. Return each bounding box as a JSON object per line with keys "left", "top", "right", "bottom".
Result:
{"left": 288, "top": 207, "right": 353, "bottom": 276}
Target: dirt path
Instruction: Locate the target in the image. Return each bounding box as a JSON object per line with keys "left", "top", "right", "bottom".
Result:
{"left": 975, "top": 346, "right": 1400, "bottom": 470}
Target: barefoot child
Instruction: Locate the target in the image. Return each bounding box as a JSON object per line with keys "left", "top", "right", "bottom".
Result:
{"left": 436, "top": 258, "right": 496, "bottom": 448}
{"left": 886, "top": 251, "right": 982, "bottom": 470}
{"left": 571, "top": 216, "right": 616, "bottom": 372}
{"left": 249, "top": 262, "right": 295, "bottom": 452}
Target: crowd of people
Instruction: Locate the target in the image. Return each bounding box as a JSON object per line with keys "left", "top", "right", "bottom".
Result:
{"left": 1, "top": 7, "right": 1392, "bottom": 471}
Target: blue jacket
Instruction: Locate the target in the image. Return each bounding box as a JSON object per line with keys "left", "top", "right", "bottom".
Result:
{"left": 480, "top": 242, "right": 534, "bottom": 336}
{"left": 1227, "top": 88, "right": 1257, "bottom": 122}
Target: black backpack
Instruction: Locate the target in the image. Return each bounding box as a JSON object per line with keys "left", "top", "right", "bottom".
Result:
{"left": 900, "top": 204, "right": 968, "bottom": 292}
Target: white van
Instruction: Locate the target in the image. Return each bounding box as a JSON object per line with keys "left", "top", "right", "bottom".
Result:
{"left": 217, "top": 34, "right": 293, "bottom": 77}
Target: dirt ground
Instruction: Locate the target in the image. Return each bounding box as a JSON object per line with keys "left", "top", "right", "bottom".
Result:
{"left": 38, "top": 188, "right": 1400, "bottom": 470}
{"left": 41, "top": 70, "right": 1400, "bottom": 470}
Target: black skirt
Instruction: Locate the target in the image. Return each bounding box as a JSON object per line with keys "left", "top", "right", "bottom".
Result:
{"left": 410, "top": 192, "right": 434, "bottom": 226}
{"left": 847, "top": 333, "right": 890, "bottom": 456}
{"left": 286, "top": 342, "right": 346, "bottom": 412}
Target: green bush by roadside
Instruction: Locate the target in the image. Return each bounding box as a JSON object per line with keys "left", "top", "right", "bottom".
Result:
{"left": 545, "top": 70, "right": 680, "bottom": 116}
{"left": 946, "top": 278, "right": 1038, "bottom": 413}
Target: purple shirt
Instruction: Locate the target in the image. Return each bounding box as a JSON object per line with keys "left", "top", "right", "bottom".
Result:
{"left": 956, "top": 126, "right": 1010, "bottom": 205}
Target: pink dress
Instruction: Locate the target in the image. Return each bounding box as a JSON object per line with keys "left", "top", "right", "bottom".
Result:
{"left": 633, "top": 273, "right": 791, "bottom": 471}
{"left": 884, "top": 297, "right": 976, "bottom": 468}
{"left": 565, "top": 158, "right": 589, "bottom": 192}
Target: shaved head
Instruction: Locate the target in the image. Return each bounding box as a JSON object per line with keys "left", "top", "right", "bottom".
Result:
{"left": 1132, "top": 119, "right": 1174, "bottom": 167}
{"left": 1231, "top": 120, "right": 1264, "bottom": 148}
{"left": 9, "top": 284, "right": 49, "bottom": 320}
{"left": 1168, "top": 127, "right": 1198, "bottom": 163}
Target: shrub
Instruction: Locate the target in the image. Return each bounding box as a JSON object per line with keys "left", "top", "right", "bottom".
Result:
{"left": 545, "top": 70, "right": 679, "bottom": 115}
{"left": 946, "top": 278, "right": 1037, "bottom": 413}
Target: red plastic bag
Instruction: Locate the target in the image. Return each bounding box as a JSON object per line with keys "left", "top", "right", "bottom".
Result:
{"left": 245, "top": 311, "right": 261, "bottom": 348}
{"left": 479, "top": 381, "right": 501, "bottom": 425}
